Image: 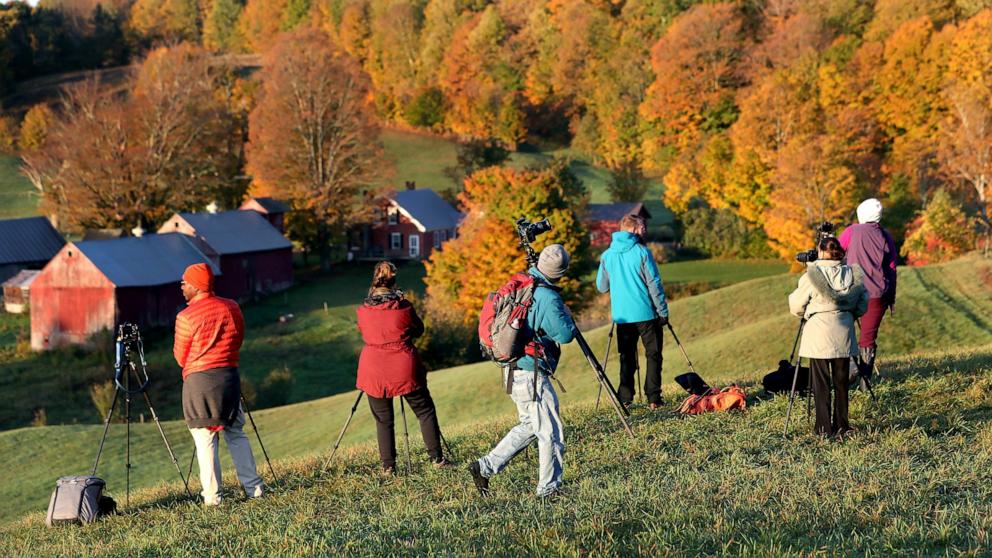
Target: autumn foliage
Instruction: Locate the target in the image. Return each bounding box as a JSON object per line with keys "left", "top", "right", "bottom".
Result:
{"left": 424, "top": 162, "right": 591, "bottom": 326}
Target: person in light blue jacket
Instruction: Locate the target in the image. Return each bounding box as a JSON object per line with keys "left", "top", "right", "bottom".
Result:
{"left": 469, "top": 244, "right": 577, "bottom": 499}
{"left": 596, "top": 214, "right": 669, "bottom": 409}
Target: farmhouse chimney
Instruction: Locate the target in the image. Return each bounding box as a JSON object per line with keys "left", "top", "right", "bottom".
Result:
{"left": 405, "top": 181, "right": 416, "bottom": 190}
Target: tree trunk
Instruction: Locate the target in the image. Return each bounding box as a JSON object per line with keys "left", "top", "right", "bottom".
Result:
{"left": 318, "top": 223, "right": 332, "bottom": 273}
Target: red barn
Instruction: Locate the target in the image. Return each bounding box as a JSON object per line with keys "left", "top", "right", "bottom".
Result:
{"left": 30, "top": 234, "right": 218, "bottom": 350}
{"left": 158, "top": 210, "right": 293, "bottom": 301}
{"left": 239, "top": 196, "right": 290, "bottom": 233}
{"left": 350, "top": 185, "right": 462, "bottom": 261}
{"left": 585, "top": 202, "right": 652, "bottom": 247}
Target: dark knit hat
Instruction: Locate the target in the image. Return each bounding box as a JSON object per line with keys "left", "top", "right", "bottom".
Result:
{"left": 537, "top": 244, "right": 570, "bottom": 282}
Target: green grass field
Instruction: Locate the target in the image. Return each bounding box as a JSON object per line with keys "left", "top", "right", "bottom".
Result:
{"left": 0, "top": 155, "right": 38, "bottom": 219}
{"left": 379, "top": 129, "right": 669, "bottom": 209}
{"left": 1, "top": 345, "right": 990, "bottom": 555}
{"left": 0, "top": 255, "right": 989, "bottom": 527}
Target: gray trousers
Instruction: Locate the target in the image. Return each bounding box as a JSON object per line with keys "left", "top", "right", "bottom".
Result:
{"left": 478, "top": 368, "right": 565, "bottom": 496}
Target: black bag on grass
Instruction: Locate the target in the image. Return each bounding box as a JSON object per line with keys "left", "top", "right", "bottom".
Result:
{"left": 762, "top": 360, "right": 809, "bottom": 394}
{"left": 46, "top": 476, "right": 116, "bottom": 526}
{"left": 674, "top": 372, "right": 713, "bottom": 396}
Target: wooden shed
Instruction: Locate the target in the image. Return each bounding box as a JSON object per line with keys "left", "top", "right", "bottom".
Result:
{"left": 30, "top": 234, "right": 218, "bottom": 351}
{"left": 158, "top": 209, "right": 293, "bottom": 301}
{"left": 3, "top": 269, "right": 39, "bottom": 314}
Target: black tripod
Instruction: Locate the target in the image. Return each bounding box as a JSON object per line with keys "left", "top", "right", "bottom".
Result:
{"left": 782, "top": 319, "right": 807, "bottom": 436}
{"left": 322, "top": 391, "right": 458, "bottom": 472}
{"left": 92, "top": 324, "right": 192, "bottom": 506}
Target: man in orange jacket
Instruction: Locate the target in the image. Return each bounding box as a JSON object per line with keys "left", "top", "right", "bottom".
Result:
{"left": 175, "top": 263, "right": 263, "bottom": 507}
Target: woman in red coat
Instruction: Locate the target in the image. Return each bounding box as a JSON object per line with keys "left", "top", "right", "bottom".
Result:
{"left": 356, "top": 261, "right": 446, "bottom": 473}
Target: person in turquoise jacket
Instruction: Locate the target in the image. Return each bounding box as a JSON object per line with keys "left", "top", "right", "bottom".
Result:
{"left": 596, "top": 214, "right": 669, "bottom": 408}
{"left": 469, "top": 244, "right": 577, "bottom": 499}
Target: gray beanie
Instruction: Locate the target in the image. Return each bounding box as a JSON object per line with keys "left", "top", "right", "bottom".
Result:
{"left": 537, "top": 244, "right": 570, "bottom": 282}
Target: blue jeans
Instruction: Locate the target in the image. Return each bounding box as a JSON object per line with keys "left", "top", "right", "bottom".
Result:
{"left": 477, "top": 368, "right": 565, "bottom": 496}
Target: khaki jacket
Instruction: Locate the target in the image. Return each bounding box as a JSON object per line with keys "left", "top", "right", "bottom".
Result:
{"left": 788, "top": 260, "right": 869, "bottom": 359}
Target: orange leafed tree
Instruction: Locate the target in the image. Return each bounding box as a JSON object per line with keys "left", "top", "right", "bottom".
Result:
{"left": 424, "top": 163, "right": 591, "bottom": 325}
{"left": 640, "top": 2, "right": 745, "bottom": 153}
{"left": 21, "top": 44, "right": 244, "bottom": 232}
{"left": 246, "top": 28, "right": 382, "bottom": 271}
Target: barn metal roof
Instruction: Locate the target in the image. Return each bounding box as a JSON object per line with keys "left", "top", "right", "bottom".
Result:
{"left": 586, "top": 202, "right": 651, "bottom": 223}
{"left": 391, "top": 189, "right": 462, "bottom": 232}
{"left": 75, "top": 234, "right": 220, "bottom": 287}
{"left": 165, "top": 210, "right": 292, "bottom": 255}
{"left": 0, "top": 216, "right": 66, "bottom": 265}
{"left": 2, "top": 269, "right": 40, "bottom": 289}
{"left": 245, "top": 197, "right": 290, "bottom": 214}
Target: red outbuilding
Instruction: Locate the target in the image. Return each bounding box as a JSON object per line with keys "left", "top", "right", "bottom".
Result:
{"left": 158, "top": 209, "right": 293, "bottom": 301}
{"left": 585, "top": 202, "right": 653, "bottom": 247}
{"left": 30, "top": 234, "right": 218, "bottom": 350}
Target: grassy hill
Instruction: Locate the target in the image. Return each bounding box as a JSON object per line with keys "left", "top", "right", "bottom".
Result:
{"left": 0, "top": 155, "right": 37, "bottom": 220}
{"left": 0, "top": 259, "right": 787, "bottom": 430}
{"left": 1, "top": 345, "right": 990, "bottom": 555}
{"left": 0, "top": 255, "right": 989, "bottom": 526}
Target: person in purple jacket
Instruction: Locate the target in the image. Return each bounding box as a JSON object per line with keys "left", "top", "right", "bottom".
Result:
{"left": 838, "top": 198, "right": 897, "bottom": 383}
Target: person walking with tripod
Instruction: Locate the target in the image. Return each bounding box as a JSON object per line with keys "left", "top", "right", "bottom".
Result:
{"left": 174, "top": 263, "right": 264, "bottom": 507}
{"left": 788, "top": 238, "right": 869, "bottom": 438}
{"left": 596, "top": 214, "right": 669, "bottom": 409}
{"left": 357, "top": 261, "right": 448, "bottom": 474}
{"left": 469, "top": 244, "right": 577, "bottom": 499}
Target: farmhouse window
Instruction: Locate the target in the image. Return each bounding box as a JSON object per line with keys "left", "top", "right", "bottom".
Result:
{"left": 390, "top": 232, "right": 402, "bottom": 250}
{"left": 388, "top": 209, "right": 398, "bottom": 225}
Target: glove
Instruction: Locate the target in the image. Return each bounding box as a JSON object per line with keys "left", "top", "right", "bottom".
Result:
{"left": 657, "top": 315, "right": 669, "bottom": 326}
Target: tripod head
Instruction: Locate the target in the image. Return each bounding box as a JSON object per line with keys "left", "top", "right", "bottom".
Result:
{"left": 515, "top": 217, "right": 550, "bottom": 268}
{"left": 114, "top": 322, "right": 151, "bottom": 394}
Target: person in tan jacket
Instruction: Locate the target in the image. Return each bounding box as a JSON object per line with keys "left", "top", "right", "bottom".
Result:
{"left": 789, "top": 237, "right": 869, "bottom": 437}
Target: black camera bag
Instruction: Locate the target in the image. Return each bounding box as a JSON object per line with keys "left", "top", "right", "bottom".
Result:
{"left": 46, "top": 476, "right": 115, "bottom": 526}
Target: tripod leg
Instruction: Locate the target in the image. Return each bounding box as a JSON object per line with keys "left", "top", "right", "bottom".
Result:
{"left": 125, "top": 391, "right": 131, "bottom": 508}
{"left": 574, "top": 330, "right": 634, "bottom": 437}
{"left": 141, "top": 391, "right": 194, "bottom": 499}
{"left": 596, "top": 323, "right": 616, "bottom": 411}
{"left": 91, "top": 387, "right": 121, "bottom": 476}
{"left": 439, "top": 432, "right": 456, "bottom": 462}
{"left": 782, "top": 318, "right": 810, "bottom": 436}
{"left": 187, "top": 446, "right": 197, "bottom": 487}
{"left": 399, "top": 397, "right": 413, "bottom": 475}
{"left": 241, "top": 396, "right": 278, "bottom": 484}
{"left": 322, "top": 391, "right": 364, "bottom": 471}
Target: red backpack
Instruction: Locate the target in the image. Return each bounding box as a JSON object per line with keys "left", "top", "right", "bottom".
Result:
{"left": 478, "top": 272, "right": 544, "bottom": 365}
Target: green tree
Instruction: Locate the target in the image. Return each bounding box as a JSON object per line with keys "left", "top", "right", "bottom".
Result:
{"left": 901, "top": 188, "right": 977, "bottom": 264}
{"left": 204, "top": 0, "right": 244, "bottom": 52}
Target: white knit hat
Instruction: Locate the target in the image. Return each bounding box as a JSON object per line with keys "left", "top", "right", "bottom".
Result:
{"left": 857, "top": 198, "right": 883, "bottom": 224}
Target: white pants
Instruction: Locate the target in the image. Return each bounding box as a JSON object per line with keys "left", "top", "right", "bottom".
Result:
{"left": 188, "top": 407, "right": 264, "bottom": 505}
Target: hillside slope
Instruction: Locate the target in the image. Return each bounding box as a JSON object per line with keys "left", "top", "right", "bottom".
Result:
{"left": 2, "top": 345, "right": 990, "bottom": 555}
{"left": 0, "top": 256, "right": 990, "bottom": 523}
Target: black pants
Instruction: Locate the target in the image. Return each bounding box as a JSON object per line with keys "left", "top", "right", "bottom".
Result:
{"left": 809, "top": 358, "right": 851, "bottom": 436}
{"left": 367, "top": 387, "right": 442, "bottom": 469}
{"left": 616, "top": 318, "right": 664, "bottom": 405}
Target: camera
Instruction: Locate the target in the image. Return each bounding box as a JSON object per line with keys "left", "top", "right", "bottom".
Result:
{"left": 516, "top": 217, "right": 552, "bottom": 243}
{"left": 795, "top": 221, "right": 836, "bottom": 264}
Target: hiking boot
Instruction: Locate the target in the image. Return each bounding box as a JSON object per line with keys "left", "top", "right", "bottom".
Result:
{"left": 649, "top": 401, "right": 664, "bottom": 410}
{"left": 468, "top": 461, "right": 490, "bottom": 496}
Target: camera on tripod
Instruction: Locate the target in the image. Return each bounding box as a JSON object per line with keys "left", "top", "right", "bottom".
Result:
{"left": 515, "top": 217, "right": 552, "bottom": 244}
{"left": 795, "top": 221, "right": 836, "bottom": 264}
